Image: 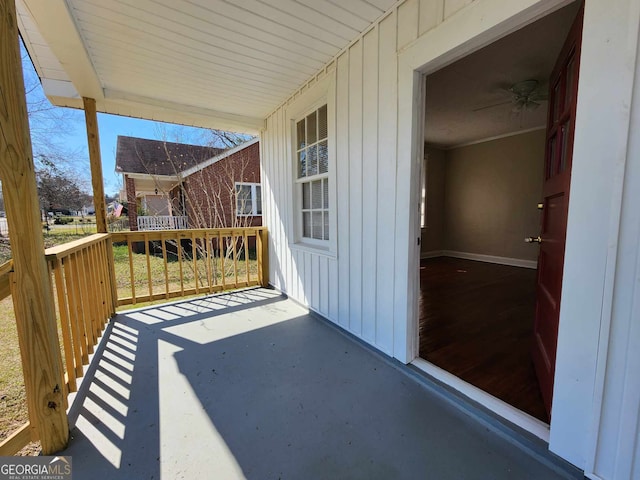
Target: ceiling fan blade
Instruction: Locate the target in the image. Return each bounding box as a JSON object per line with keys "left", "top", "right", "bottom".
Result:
{"left": 473, "top": 100, "right": 512, "bottom": 112}
{"left": 530, "top": 92, "right": 549, "bottom": 102}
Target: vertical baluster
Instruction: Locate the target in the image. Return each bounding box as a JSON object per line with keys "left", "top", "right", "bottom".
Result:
{"left": 144, "top": 233, "right": 152, "bottom": 299}
{"left": 47, "top": 261, "right": 68, "bottom": 411}
{"left": 233, "top": 231, "right": 238, "bottom": 287}
{"left": 244, "top": 230, "right": 250, "bottom": 285}
{"left": 52, "top": 258, "right": 76, "bottom": 393}
{"left": 177, "top": 235, "right": 184, "bottom": 296}
{"left": 219, "top": 231, "right": 225, "bottom": 290}
{"left": 205, "top": 232, "right": 212, "bottom": 293}
{"left": 82, "top": 248, "right": 99, "bottom": 345}
{"left": 161, "top": 234, "right": 169, "bottom": 299}
{"left": 192, "top": 231, "right": 199, "bottom": 294}
{"left": 127, "top": 238, "right": 136, "bottom": 304}
{"left": 66, "top": 253, "right": 88, "bottom": 368}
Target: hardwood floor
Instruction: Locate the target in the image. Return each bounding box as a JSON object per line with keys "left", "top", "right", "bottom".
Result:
{"left": 419, "top": 257, "right": 549, "bottom": 423}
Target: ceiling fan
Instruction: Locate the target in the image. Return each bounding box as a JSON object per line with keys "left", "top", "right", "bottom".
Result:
{"left": 473, "top": 79, "right": 548, "bottom": 113}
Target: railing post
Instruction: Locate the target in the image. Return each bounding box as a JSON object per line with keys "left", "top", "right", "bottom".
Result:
{"left": 0, "top": 0, "right": 68, "bottom": 453}
{"left": 258, "top": 229, "right": 269, "bottom": 288}
{"left": 83, "top": 97, "right": 107, "bottom": 234}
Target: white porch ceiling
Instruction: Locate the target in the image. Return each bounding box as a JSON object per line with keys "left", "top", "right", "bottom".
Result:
{"left": 17, "top": 0, "right": 396, "bottom": 133}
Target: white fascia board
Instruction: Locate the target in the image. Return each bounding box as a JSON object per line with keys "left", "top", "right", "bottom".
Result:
{"left": 180, "top": 137, "right": 260, "bottom": 178}
{"left": 22, "top": 0, "right": 104, "bottom": 100}
{"left": 124, "top": 173, "right": 180, "bottom": 182}
{"left": 104, "top": 89, "right": 265, "bottom": 134}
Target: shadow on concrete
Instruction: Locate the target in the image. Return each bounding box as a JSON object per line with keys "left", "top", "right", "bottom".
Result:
{"left": 62, "top": 288, "right": 576, "bottom": 479}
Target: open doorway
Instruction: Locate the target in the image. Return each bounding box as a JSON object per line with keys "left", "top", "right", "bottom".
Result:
{"left": 418, "top": 1, "right": 582, "bottom": 426}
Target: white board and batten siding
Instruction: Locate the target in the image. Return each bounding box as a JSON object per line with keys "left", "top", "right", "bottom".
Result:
{"left": 261, "top": 0, "right": 458, "bottom": 357}
{"left": 263, "top": 0, "right": 640, "bottom": 478}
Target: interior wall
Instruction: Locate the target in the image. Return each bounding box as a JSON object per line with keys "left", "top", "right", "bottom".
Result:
{"left": 443, "top": 129, "right": 545, "bottom": 262}
{"left": 421, "top": 130, "right": 545, "bottom": 262}
{"left": 421, "top": 146, "right": 446, "bottom": 255}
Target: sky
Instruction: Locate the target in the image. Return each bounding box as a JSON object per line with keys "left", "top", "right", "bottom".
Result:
{"left": 21, "top": 43, "right": 213, "bottom": 196}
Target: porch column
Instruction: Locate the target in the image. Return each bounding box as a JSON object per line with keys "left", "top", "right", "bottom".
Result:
{"left": 83, "top": 97, "right": 107, "bottom": 233}
{"left": 0, "top": 0, "right": 68, "bottom": 453}
{"left": 125, "top": 175, "right": 138, "bottom": 230}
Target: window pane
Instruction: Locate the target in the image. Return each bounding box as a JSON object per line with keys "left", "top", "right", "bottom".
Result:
{"left": 323, "top": 212, "right": 329, "bottom": 240}
{"left": 255, "top": 185, "right": 262, "bottom": 215}
{"left": 323, "top": 178, "right": 329, "bottom": 209}
{"left": 307, "top": 111, "right": 317, "bottom": 144}
{"left": 302, "top": 182, "right": 310, "bottom": 209}
{"left": 318, "top": 140, "right": 328, "bottom": 174}
{"left": 236, "top": 185, "right": 252, "bottom": 215}
{"left": 298, "top": 150, "right": 306, "bottom": 178}
{"left": 311, "top": 180, "right": 322, "bottom": 209}
{"left": 297, "top": 119, "right": 306, "bottom": 150}
{"left": 307, "top": 144, "right": 318, "bottom": 176}
{"left": 318, "top": 105, "right": 327, "bottom": 140}
{"left": 303, "top": 212, "right": 311, "bottom": 238}
{"left": 312, "top": 212, "right": 323, "bottom": 239}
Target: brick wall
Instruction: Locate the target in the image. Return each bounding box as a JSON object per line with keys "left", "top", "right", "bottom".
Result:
{"left": 182, "top": 141, "right": 262, "bottom": 228}
{"left": 125, "top": 175, "right": 138, "bottom": 231}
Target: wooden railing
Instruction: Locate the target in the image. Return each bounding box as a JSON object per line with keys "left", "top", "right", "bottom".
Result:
{"left": 45, "top": 234, "right": 116, "bottom": 393}
{"left": 0, "top": 227, "right": 267, "bottom": 454}
{"left": 0, "top": 234, "right": 116, "bottom": 455}
{"left": 137, "top": 215, "right": 188, "bottom": 231}
{"left": 111, "top": 227, "right": 269, "bottom": 307}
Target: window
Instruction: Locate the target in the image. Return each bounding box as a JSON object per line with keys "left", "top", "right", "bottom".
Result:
{"left": 235, "top": 183, "right": 262, "bottom": 216}
{"left": 296, "top": 104, "right": 329, "bottom": 241}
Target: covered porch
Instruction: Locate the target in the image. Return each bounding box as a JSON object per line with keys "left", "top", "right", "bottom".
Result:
{"left": 62, "top": 288, "right": 573, "bottom": 479}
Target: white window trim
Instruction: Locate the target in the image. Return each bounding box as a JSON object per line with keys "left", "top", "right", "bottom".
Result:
{"left": 285, "top": 73, "right": 337, "bottom": 256}
{"left": 235, "top": 182, "right": 262, "bottom": 217}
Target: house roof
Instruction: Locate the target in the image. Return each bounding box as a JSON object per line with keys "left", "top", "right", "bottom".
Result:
{"left": 16, "top": 0, "right": 397, "bottom": 133}
{"left": 115, "top": 136, "right": 224, "bottom": 177}
{"left": 181, "top": 137, "right": 260, "bottom": 178}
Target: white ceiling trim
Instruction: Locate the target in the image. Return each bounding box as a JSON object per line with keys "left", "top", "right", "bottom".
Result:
{"left": 439, "top": 125, "right": 546, "bottom": 150}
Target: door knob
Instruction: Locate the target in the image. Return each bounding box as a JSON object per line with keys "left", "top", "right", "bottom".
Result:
{"left": 525, "top": 236, "right": 542, "bottom": 243}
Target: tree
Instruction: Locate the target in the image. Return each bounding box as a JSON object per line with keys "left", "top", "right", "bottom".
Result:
{"left": 21, "top": 41, "right": 87, "bottom": 178}
{"left": 36, "top": 157, "right": 87, "bottom": 214}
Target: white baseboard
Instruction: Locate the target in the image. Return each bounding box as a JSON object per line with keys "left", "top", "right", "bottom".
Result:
{"left": 421, "top": 250, "right": 537, "bottom": 269}
{"left": 421, "top": 250, "right": 445, "bottom": 259}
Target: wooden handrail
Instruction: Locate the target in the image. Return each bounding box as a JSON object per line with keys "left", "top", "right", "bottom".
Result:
{"left": 44, "top": 233, "right": 110, "bottom": 260}
{"left": 111, "top": 227, "right": 266, "bottom": 243}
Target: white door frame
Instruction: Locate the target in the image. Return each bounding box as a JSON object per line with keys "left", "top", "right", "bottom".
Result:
{"left": 396, "top": 0, "right": 639, "bottom": 473}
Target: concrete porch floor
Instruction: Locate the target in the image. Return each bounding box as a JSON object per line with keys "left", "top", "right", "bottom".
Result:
{"left": 61, "top": 288, "right": 579, "bottom": 479}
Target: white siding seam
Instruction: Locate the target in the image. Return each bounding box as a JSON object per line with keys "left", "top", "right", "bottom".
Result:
{"left": 360, "top": 38, "right": 365, "bottom": 337}
{"left": 391, "top": 7, "right": 399, "bottom": 357}
{"left": 345, "top": 47, "right": 352, "bottom": 328}
{"left": 373, "top": 23, "right": 380, "bottom": 346}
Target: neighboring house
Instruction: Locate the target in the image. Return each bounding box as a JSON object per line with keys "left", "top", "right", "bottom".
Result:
{"left": 17, "top": 0, "right": 640, "bottom": 478}
{"left": 115, "top": 136, "right": 261, "bottom": 230}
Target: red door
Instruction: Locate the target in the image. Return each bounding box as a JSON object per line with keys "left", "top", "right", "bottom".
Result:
{"left": 532, "top": 4, "right": 584, "bottom": 418}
